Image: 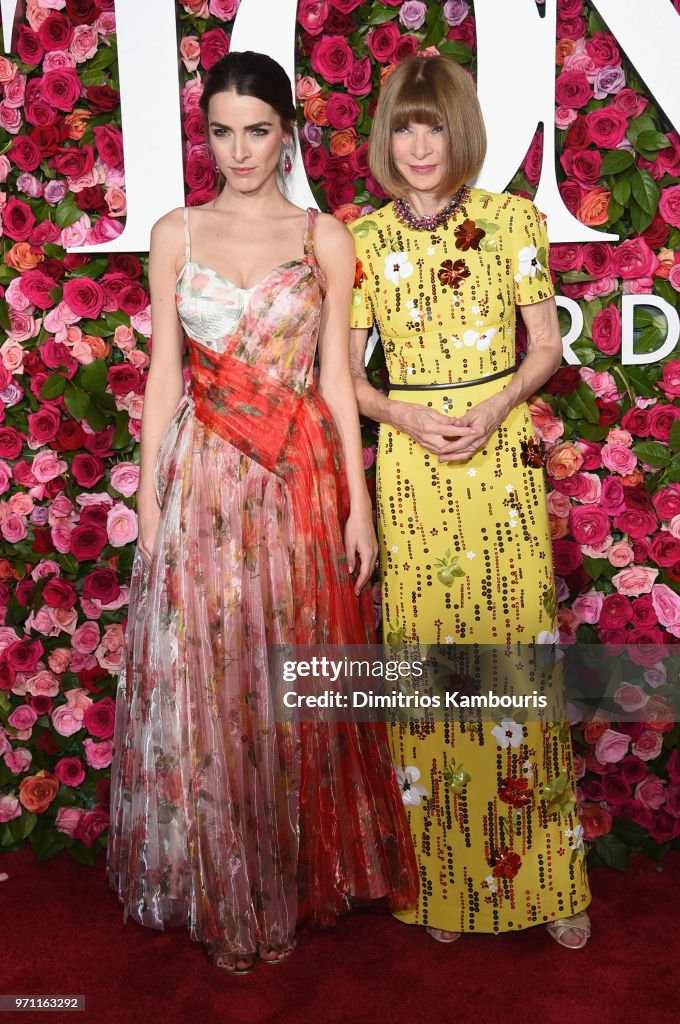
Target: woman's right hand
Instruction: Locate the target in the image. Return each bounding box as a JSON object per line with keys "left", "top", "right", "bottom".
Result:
{"left": 391, "top": 400, "right": 476, "bottom": 455}
{"left": 137, "top": 491, "right": 161, "bottom": 567}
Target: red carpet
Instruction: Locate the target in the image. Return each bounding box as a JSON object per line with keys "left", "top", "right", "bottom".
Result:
{"left": 1, "top": 848, "right": 676, "bottom": 1024}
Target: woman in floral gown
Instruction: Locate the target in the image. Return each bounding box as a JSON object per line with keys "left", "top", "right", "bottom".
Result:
{"left": 107, "top": 51, "right": 417, "bottom": 975}
{"left": 350, "top": 55, "right": 591, "bottom": 948}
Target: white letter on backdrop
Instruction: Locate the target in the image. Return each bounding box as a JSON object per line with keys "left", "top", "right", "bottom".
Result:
{"left": 555, "top": 297, "right": 585, "bottom": 366}
{"left": 621, "top": 296, "right": 680, "bottom": 366}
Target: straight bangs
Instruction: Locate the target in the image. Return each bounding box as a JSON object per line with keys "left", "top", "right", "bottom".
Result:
{"left": 389, "top": 79, "right": 444, "bottom": 133}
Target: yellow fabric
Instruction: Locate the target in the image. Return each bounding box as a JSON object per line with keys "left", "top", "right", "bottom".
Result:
{"left": 350, "top": 189, "right": 591, "bottom": 932}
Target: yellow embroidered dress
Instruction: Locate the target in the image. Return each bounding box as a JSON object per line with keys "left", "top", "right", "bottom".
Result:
{"left": 350, "top": 188, "right": 591, "bottom": 933}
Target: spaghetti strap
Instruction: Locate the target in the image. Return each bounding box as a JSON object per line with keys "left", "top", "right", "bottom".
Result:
{"left": 303, "top": 207, "right": 318, "bottom": 256}
{"left": 183, "top": 207, "right": 191, "bottom": 264}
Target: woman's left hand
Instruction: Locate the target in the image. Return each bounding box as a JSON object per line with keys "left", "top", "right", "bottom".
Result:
{"left": 344, "top": 505, "right": 379, "bottom": 595}
{"left": 437, "top": 395, "right": 507, "bottom": 462}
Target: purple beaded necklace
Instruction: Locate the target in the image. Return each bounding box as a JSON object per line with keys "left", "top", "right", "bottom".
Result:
{"left": 393, "top": 184, "right": 470, "bottom": 232}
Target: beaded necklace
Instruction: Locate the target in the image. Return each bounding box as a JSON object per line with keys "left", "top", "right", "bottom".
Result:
{"left": 393, "top": 184, "right": 470, "bottom": 232}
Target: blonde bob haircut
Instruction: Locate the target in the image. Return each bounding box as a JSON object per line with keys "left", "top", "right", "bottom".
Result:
{"left": 369, "top": 55, "right": 487, "bottom": 200}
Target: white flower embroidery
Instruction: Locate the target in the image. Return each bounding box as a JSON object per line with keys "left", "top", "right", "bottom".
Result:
{"left": 384, "top": 251, "right": 413, "bottom": 283}
{"left": 522, "top": 759, "right": 534, "bottom": 780}
{"left": 395, "top": 765, "right": 428, "bottom": 806}
{"left": 484, "top": 874, "right": 498, "bottom": 894}
{"left": 467, "top": 468, "right": 477, "bottom": 477}
{"left": 505, "top": 484, "right": 514, "bottom": 492}
{"left": 537, "top": 625, "right": 560, "bottom": 645}
{"left": 517, "top": 245, "right": 543, "bottom": 279}
{"left": 462, "top": 327, "right": 497, "bottom": 352}
{"left": 564, "top": 824, "right": 585, "bottom": 852}
{"left": 466, "top": 551, "right": 476, "bottom": 560}
{"left": 444, "top": 635, "right": 454, "bottom": 644}
{"left": 491, "top": 718, "right": 524, "bottom": 749}
{"left": 391, "top": 545, "right": 399, "bottom": 553}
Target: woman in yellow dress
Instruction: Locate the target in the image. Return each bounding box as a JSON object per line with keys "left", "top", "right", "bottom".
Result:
{"left": 349, "top": 55, "right": 591, "bottom": 947}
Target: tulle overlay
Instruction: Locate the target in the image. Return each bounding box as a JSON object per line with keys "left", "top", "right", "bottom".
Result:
{"left": 107, "top": 209, "right": 418, "bottom": 953}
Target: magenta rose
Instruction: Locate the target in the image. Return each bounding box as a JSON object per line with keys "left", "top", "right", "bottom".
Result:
{"left": 185, "top": 146, "right": 216, "bottom": 191}
{"left": 0, "top": 426, "right": 24, "bottom": 460}
{"left": 602, "top": 775, "right": 631, "bottom": 804}
{"left": 345, "top": 57, "right": 372, "bottom": 96}
{"left": 584, "top": 107, "right": 628, "bottom": 148}
{"left": 555, "top": 69, "right": 591, "bottom": 108}
{"left": 590, "top": 305, "right": 620, "bottom": 356}
{"left": 619, "top": 756, "right": 647, "bottom": 784}
{"left": 107, "top": 364, "right": 140, "bottom": 396}
{"left": 311, "top": 35, "right": 354, "bottom": 82}
{"left": 303, "top": 145, "right": 329, "bottom": 179}
{"left": 326, "top": 92, "right": 361, "bottom": 130}
{"left": 38, "top": 13, "right": 74, "bottom": 51}
{"left": 42, "top": 577, "right": 77, "bottom": 609}
{"left": 366, "top": 22, "right": 401, "bottom": 63}
{"left": 563, "top": 149, "right": 602, "bottom": 186}
{"left": 658, "top": 185, "right": 680, "bottom": 229}
{"left": 72, "top": 806, "right": 109, "bottom": 848}
{"left": 549, "top": 244, "right": 583, "bottom": 273}
{"left": 70, "top": 525, "right": 108, "bottom": 562}
{"left": 582, "top": 242, "right": 615, "bottom": 278}
{"left": 649, "top": 533, "right": 680, "bottom": 568}
{"left": 297, "top": 0, "right": 329, "bottom": 34}
{"left": 613, "top": 237, "right": 659, "bottom": 280}
{"left": 652, "top": 485, "right": 680, "bottom": 521}
{"left": 552, "top": 540, "right": 583, "bottom": 575}
{"left": 40, "top": 69, "right": 82, "bottom": 112}
{"left": 6, "top": 638, "right": 44, "bottom": 673}
{"left": 612, "top": 510, "right": 657, "bottom": 539}
{"left": 71, "top": 453, "right": 106, "bottom": 488}
{"left": 15, "top": 25, "right": 44, "bottom": 65}
{"left": 52, "top": 144, "right": 95, "bottom": 179}
{"left": 27, "top": 406, "right": 61, "bottom": 445}
{"left": 569, "top": 504, "right": 610, "bottom": 546}
{"left": 82, "top": 568, "right": 121, "bottom": 604}
{"left": 649, "top": 812, "right": 680, "bottom": 843}
{"left": 599, "top": 594, "right": 633, "bottom": 630}
{"left": 92, "top": 125, "right": 124, "bottom": 169}
{"left": 649, "top": 404, "right": 680, "bottom": 441}
{"left": 63, "top": 278, "right": 105, "bottom": 318}
{"left": 200, "top": 28, "right": 230, "bottom": 70}
{"left": 82, "top": 697, "right": 116, "bottom": 739}
{"left": 585, "top": 32, "right": 620, "bottom": 66}
{"left": 621, "top": 407, "right": 651, "bottom": 437}
{"left": 9, "top": 136, "right": 42, "bottom": 172}
{"left": 54, "top": 757, "right": 86, "bottom": 787}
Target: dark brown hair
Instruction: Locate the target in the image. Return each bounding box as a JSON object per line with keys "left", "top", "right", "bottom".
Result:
{"left": 199, "top": 50, "right": 297, "bottom": 139}
{"left": 369, "top": 55, "right": 487, "bottom": 199}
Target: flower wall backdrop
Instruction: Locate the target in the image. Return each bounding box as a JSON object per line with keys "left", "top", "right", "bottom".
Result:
{"left": 0, "top": 0, "right": 678, "bottom": 870}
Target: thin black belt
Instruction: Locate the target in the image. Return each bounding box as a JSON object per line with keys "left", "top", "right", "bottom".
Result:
{"left": 388, "top": 362, "right": 519, "bottom": 391}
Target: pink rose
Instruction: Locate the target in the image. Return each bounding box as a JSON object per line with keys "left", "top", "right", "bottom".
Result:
{"left": 7, "top": 705, "right": 38, "bottom": 731}
{"left": 658, "top": 185, "right": 680, "bottom": 229}
{"left": 651, "top": 584, "right": 680, "bottom": 638}
{"left": 55, "top": 806, "right": 83, "bottom": 837}
{"left": 109, "top": 462, "right": 140, "bottom": 498}
{"left": 635, "top": 775, "right": 667, "bottom": 810}
{"left": 569, "top": 504, "right": 610, "bottom": 545}
{"left": 83, "top": 737, "right": 113, "bottom": 769}
{"left": 297, "top": 0, "right": 329, "bottom": 34}
{"left": 106, "top": 504, "right": 138, "bottom": 547}
{"left": 5, "top": 748, "right": 32, "bottom": 774}
{"left": 572, "top": 591, "right": 604, "bottom": 624}
{"left": 601, "top": 443, "right": 637, "bottom": 476}
{"left": 1, "top": 514, "right": 28, "bottom": 544}
{"left": 631, "top": 730, "right": 663, "bottom": 762}
{"left": 595, "top": 728, "right": 630, "bottom": 764}
{"left": 584, "top": 107, "right": 628, "bottom": 148}
{"left": 311, "top": 34, "right": 353, "bottom": 82}
{"left": 611, "top": 566, "right": 658, "bottom": 597}
{"left": 607, "top": 541, "right": 634, "bottom": 567}
{"left": 72, "top": 621, "right": 100, "bottom": 655}
{"left": 51, "top": 703, "right": 83, "bottom": 737}
{"left": 0, "top": 794, "right": 22, "bottom": 822}
{"left": 614, "top": 683, "right": 648, "bottom": 713}
{"left": 31, "top": 450, "right": 67, "bottom": 483}
{"left": 591, "top": 305, "right": 620, "bottom": 355}
{"left": 613, "top": 237, "right": 659, "bottom": 280}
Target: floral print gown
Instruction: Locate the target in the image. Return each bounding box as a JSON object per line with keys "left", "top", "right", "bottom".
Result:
{"left": 107, "top": 208, "right": 418, "bottom": 955}
{"left": 350, "top": 189, "right": 591, "bottom": 932}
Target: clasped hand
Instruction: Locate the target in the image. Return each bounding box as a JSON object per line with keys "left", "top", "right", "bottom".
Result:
{"left": 395, "top": 397, "right": 505, "bottom": 462}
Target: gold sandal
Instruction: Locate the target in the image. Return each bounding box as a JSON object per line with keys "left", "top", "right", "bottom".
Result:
{"left": 210, "top": 949, "right": 257, "bottom": 975}
{"left": 546, "top": 911, "right": 591, "bottom": 949}
{"left": 426, "top": 927, "right": 462, "bottom": 944}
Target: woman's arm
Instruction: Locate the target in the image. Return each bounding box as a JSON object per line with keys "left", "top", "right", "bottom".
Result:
{"left": 349, "top": 328, "right": 474, "bottom": 455}
{"left": 136, "top": 210, "right": 186, "bottom": 564}
{"left": 315, "top": 215, "right": 377, "bottom": 594}
{"left": 436, "top": 296, "right": 564, "bottom": 462}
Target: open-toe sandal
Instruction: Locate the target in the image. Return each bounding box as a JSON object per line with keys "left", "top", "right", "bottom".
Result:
{"left": 257, "top": 938, "right": 297, "bottom": 965}
{"left": 426, "top": 927, "right": 462, "bottom": 944}
{"left": 546, "top": 911, "right": 591, "bottom": 949}
{"left": 210, "top": 949, "right": 257, "bottom": 975}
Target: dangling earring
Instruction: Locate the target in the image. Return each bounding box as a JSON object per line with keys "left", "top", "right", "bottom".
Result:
{"left": 283, "top": 150, "right": 292, "bottom": 175}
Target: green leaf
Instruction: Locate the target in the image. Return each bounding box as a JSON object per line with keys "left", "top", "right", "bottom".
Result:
{"left": 577, "top": 423, "right": 610, "bottom": 442}
{"left": 582, "top": 555, "right": 610, "bottom": 582}
{"left": 631, "top": 167, "right": 660, "bottom": 216}
{"left": 83, "top": 401, "right": 109, "bottom": 433}
{"left": 112, "top": 410, "right": 131, "bottom": 450}
{"left": 654, "top": 279, "right": 678, "bottom": 309}
{"left": 40, "top": 374, "right": 68, "bottom": 400}
{"left": 86, "top": 43, "right": 118, "bottom": 71}
{"left": 63, "top": 384, "right": 91, "bottom": 422}
{"left": 607, "top": 197, "right": 624, "bottom": 224}
{"left": 78, "top": 359, "right": 107, "bottom": 396}
{"left": 635, "top": 130, "right": 671, "bottom": 154}
{"left": 589, "top": 832, "right": 630, "bottom": 872}
{"left": 437, "top": 40, "right": 474, "bottom": 65}
{"left": 68, "top": 842, "right": 98, "bottom": 866}
{"left": 54, "top": 190, "right": 83, "bottom": 229}
{"left": 31, "top": 817, "right": 66, "bottom": 861}
{"left": 79, "top": 319, "right": 111, "bottom": 338}
{"left": 365, "top": 7, "right": 399, "bottom": 25}
{"left": 664, "top": 453, "right": 680, "bottom": 484}
{"left": 615, "top": 363, "right": 659, "bottom": 397}
{"left": 632, "top": 440, "right": 671, "bottom": 468}
{"left": 668, "top": 419, "right": 680, "bottom": 454}
{"left": 559, "top": 383, "right": 600, "bottom": 425}
{"left": 0, "top": 300, "right": 11, "bottom": 332}
{"left": 68, "top": 258, "right": 109, "bottom": 280}
{"left": 600, "top": 150, "right": 635, "bottom": 175}
{"left": 632, "top": 323, "right": 665, "bottom": 355}
{"left": 612, "top": 177, "right": 631, "bottom": 205}
{"left": 630, "top": 200, "right": 655, "bottom": 236}
{"left": 105, "top": 310, "right": 132, "bottom": 329}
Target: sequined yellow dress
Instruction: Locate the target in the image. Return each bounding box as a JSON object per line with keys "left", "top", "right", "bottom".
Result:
{"left": 350, "top": 189, "right": 591, "bottom": 933}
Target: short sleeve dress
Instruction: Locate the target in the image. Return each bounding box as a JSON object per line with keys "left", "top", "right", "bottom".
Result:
{"left": 350, "top": 188, "right": 591, "bottom": 933}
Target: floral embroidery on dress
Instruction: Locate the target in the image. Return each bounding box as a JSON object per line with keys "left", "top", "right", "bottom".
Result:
{"left": 384, "top": 251, "right": 414, "bottom": 283}
{"left": 454, "top": 218, "right": 486, "bottom": 251}
{"left": 437, "top": 258, "right": 470, "bottom": 289}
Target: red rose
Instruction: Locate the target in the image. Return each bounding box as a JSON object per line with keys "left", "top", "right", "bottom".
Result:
{"left": 79, "top": 665, "right": 108, "bottom": 692}
{"left": 2, "top": 197, "right": 36, "bottom": 241}
{"left": 82, "top": 568, "right": 121, "bottom": 604}
{"left": 85, "top": 85, "right": 120, "bottom": 112}
{"left": 557, "top": 16, "right": 586, "bottom": 39}
{"left": 447, "top": 17, "right": 476, "bottom": 51}
{"left": 326, "top": 92, "right": 360, "bottom": 130}
{"left": 117, "top": 283, "right": 148, "bottom": 316}
{"left": 583, "top": 242, "right": 615, "bottom": 278}
{"left": 602, "top": 775, "right": 630, "bottom": 804}
{"left": 543, "top": 365, "right": 581, "bottom": 395}
{"left": 561, "top": 149, "right": 602, "bottom": 186}
{"left": 79, "top": 504, "right": 108, "bottom": 529}
{"left": 631, "top": 595, "right": 657, "bottom": 627}
{"left": 35, "top": 730, "right": 61, "bottom": 755}
{"left": 613, "top": 237, "right": 658, "bottom": 280}
{"left": 65, "top": 0, "right": 100, "bottom": 25}
{"left": 329, "top": 0, "right": 362, "bottom": 11}
{"left": 63, "top": 278, "right": 105, "bottom": 318}
{"left": 183, "top": 107, "right": 205, "bottom": 145}
{"left": 597, "top": 400, "right": 620, "bottom": 425}
{"left": 585, "top": 32, "right": 620, "bottom": 68}
{"left": 83, "top": 427, "right": 114, "bottom": 458}
{"left": 324, "top": 176, "right": 356, "bottom": 209}
{"left": 580, "top": 801, "right": 613, "bottom": 841}
{"left": 555, "top": 69, "right": 592, "bottom": 108}
{"left": 591, "top": 305, "right": 620, "bottom": 356}
{"left": 33, "top": 528, "right": 55, "bottom": 555}
{"left": 16, "top": 579, "right": 35, "bottom": 607}
{"left": 30, "top": 222, "right": 61, "bottom": 246}
{"left": 107, "top": 254, "right": 141, "bottom": 279}
{"left": 107, "top": 364, "right": 140, "bottom": 396}
{"left": 200, "top": 27, "right": 230, "bottom": 70}
{"left": 619, "top": 756, "right": 647, "bottom": 784}
{"left": 393, "top": 34, "right": 420, "bottom": 63}
{"left": 325, "top": 10, "right": 355, "bottom": 34}
{"left": 40, "top": 69, "right": 82, "bottom": 112}
{"left": 621, "top": 406, "right": 651, "bottom": 437}
{"left": 565, "top": 115, "right": 590, "bottom": 150}
{"left": 70, "top": 525, "right": 108, "bottom": 562}
{"left": 83, "top": 697, "right": 116, "bottom": 739}
{"left": 599, "top": 594, "right": 632, "bottom": 629}
{"left": 585, "top": 108, "right": 628, "bottom": 149}
{"left": 9, "top": 136, "right": 42, "bottom": 172}
{"left": 649, "top": 533, "right": 680, "bottom": 567}
{"left": 38, "top": 12, "right": 74, "bottom": 51}
{"left": 612, "top": 510, "right": 657, "bottom": 538}
{"left": 565, "top": 566, "right": 591, "bottom": 596}
{"left": 42, "top": 578, "right": 77, "bottom": 609}
{"left": 76, "top": 185, "right": 108, "bottom": 213}
{"left": 642, "top": 215, "right": 669, "bottom": 249}
{"left": 552, "top": 539, "right": 583, "bottom": 575}
{"left": 652, "top": 485, "right": 680, "bottom": 521}
{"left": 648, "top": 404, "right": 680, "bottom": 441}
{"left": 185, "top": 146, "right": 216, "bottom": 191}
{"left": 71, "top": 453, "right": 106, "bottom": 488}
{"left": 569, "top": 504, "right": 610, "bottom": 546}
{"left": 303, "top": 145, "right": 329, "bottom": 180}
{"left": 73, "top": 807, "right": 109, "bottom": 848}
{"left": 15, "top": 25, "right": 44, "bottom": 65}
{"left": 55, "top": 419, "right": 86, "bottom": 451}
{"left": 0, "top": 426, "right": 26, "bottom": 460}
{"left": 97, "top": 776, "right": 111, "bottom": 807}
{"left": 558, "top": 179, "right": 585, "bottom": 216}
{"left": 366, "top": 21, "right": 401, "bottom": 63}
{"left": 549, "top": 243, "right": 583, "bottom": 273}
{"left": 349, "top": 141, "right": 369, "bottom": 176}
{"left": 25, "top": 96, "right": 57, "bottom": 128}
{"left": 345, "top": 57, "right": 372, "bottom": 96}
{"left": 311, "top": 34, "right": 354, "bottom": 81}
{"left": 54, "top": 757, "right": 85, "bottom": 787}
{"left": 93, "top": 125, "right": 124, "bottom": 169}
{"left": 623, "top": 485, "right": 651, "bottom": 512}
{"left": 6, "top": 638, "right": 44, "bottom": 673}
{"left": 27, "top": 406, "right": 61, "bottom": 445}
{"left": 650, "top": 812, "right": 680, "bottom": 843}
{"left": 52, "top": 144, "right": 96, "bottom": 178}
{"left": 30, "top": 124, "right": 65, "bottom": 157}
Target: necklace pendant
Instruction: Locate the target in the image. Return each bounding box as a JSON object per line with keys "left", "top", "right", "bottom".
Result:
{"left": 394, "top": 185, "right": 470, "bottom": 232}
